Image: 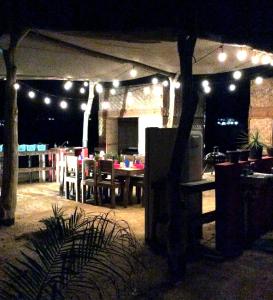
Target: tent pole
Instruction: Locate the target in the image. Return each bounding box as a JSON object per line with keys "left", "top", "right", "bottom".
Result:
{"left": 82, "top": 82, "right": 95, "bottom": 148}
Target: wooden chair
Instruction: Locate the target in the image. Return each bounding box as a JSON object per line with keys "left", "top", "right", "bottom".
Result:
{"left": 97, "top": 160, "right": 122, "bottom": 208}
{"left": 81, "top": 158, "right": 98, "bottom": 204}
{"left": 64, "top": 156, "right": 80, "bottom": 202}
{"left": 129, "top": 174, "right": 144, "bottom": 206}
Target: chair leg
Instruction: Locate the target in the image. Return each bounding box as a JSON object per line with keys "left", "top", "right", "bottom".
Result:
{"left": 75, "top": 181, "right": 79, "bottom": 202}
{"left": 110, "top": 187, "right": 116, "bottom": 208}
{"left": 94, "top": 186, "right": 98, "bottom": 204}
{"left": 136, "top": 186, "right": 141, "bottom": 203}
{"left": 82, "top": 185, "right": 86, "bottom": 203}
{"left": 65, "top": 182, "right": 69, "bottom": 199}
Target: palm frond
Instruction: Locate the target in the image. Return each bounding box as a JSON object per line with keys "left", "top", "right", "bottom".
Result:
{"left": 0, "top": 207, "right": 143, "bottom": 300}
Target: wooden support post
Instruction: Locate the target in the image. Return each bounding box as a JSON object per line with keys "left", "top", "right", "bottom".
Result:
{"left": 166, "top": 34, "right": 197, "bottom": 281}
{"left": 0, "top": 29, "right": 29, "bottom": 226}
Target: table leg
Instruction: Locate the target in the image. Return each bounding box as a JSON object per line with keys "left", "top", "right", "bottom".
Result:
{"left": 123, "top": 176, "right": 130, "bottom": 208}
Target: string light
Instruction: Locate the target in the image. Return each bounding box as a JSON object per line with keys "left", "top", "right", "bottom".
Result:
{"left": 112, "top": 79, "right": 120, "bottom": 88}
{"left": 201, "top": 80, "right": 209, "bottom": 87}
{"left": 44, "top": 97, "right": 51, "bottom": 105}
{"left": 95, "top": 83, "right": 103, "bottom": 94}
{"left": 101, "top": 101, "right": 110, "bottom": 110}
{"left": 28, "top": 91, "right": 36, "bottom": 99}
{"left": 255, "top": 76, "right": 263, "bottom": 85}
{"left": 261, "top": 54, "right": 271, "bottom": 65}
{"left": 60, "top": 100, "right": 68, "bottom": 109}
{"left": 127, "top": 92, "right": 134, "bottom": 106}
{"left": 79, "top": 87, "right": 86, "bottom": 94}
{"left": 233, "top": 70, "right": 242, "bottom": 80}
{"left": 130, "top": 68, "right": 137, "bottom": 78}
{"left": 143, "top": 86, "right": 151, "bottom": 95}
{"left": 81, "top": 103, "right": 87, "bottom": 111}
{"left": 64, "top": 81, "right": 73, "bottom": 91}
{"left": 110, "top": 88, "right": 116, "bottom": 95}
{"left": 83, "top": 81, "right": 89, "bottom": 87}
{"left": 175, "top": 81, "right": 181, "bottom": 89}
{"left": 13, "top": 83, "right": 20, "bottom": 90}
{"left": 152, "top": 77, "right": 159, "bottom": 85}
{"left": 218, "top": 46, "right": 227, "bottom": 62}
{"left": 271, "top": 60, "right": 273, "bottom": 67}
{"left": 162, "top": 80, "right": 169, "bottom": 87}
{"left": 229, "top": 84, "right": 236, "bottom": 92}
{"left": 251, "top": 51, "right": 260, "bottom": 65}
{"left": 236, "top": 48, "right": 247, "bottom": 61}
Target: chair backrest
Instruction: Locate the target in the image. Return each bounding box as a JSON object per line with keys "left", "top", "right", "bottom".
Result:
{"left": 65, "top": 156, "right": 79, "bottom": 179}
{"left": 98, "top": 159, "right": 115, "bottom": 183}
{"left": 82, "top": 158, "right": 96, "bottom": 181}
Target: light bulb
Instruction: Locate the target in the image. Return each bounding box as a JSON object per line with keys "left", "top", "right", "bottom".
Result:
{"left": 110, "top": 88, "right": 116, "bottom": 95}
{"left": 102, "top": 101, "right": 110, "bottom": 110}
{"left": 162, "top": 80, "right": 169, "bottom": 87}
{"left": 79, "top": 87, "right": 85, "bottom": 94}
{"left": 130, "top": 68, "right": 137, "bottom": 78}
{"left": 271, "top": 60, "right": 273, "bottom": 67}
{"left": 204, "top": 86, "right": 211, "bottom": 94}
{"left": 255, "top": 76, "right": 263, "bottom": 85}
{"left": 44, "top": 97, "right": 51, "bottom": 104}
{"left": 143, "top": 86, "right": 151, "bottom": 95}
{"left": 261, "top": 54, "right": 271, "bottom": 65}
{"left": 153, "top": 86, "right": 162, "bottom": 96}
{"left": 81, "top": 103, "right": 87, "bottom": 111}
{"left": 60, "top": 100, "right": 68, "bottom": 109}
{"left": 251, "top": 54, "right": 260, "bottom": 65}
{"left": 83, "top": 81, "right": 89, "bottom": 87}
{"left": 64, "top": 81, "right": 73, "bottom": 90}
{"left": 28, "top": 91, "right": 36, "bottom": 99}
{"left": 152, "top": 77, "right": 159, "bottom": 85}
{"left": 201, "top": 80, "right": 209, "bottom": 87}
{"left": 95, "top": 83, "right": 103, "bottom": 94}
{"left": 218, "top": 47, "right": 227, "bottom": 62}
{"left": 236, "top": 48, "right": 247, "bottom": 61}
{"left": 127, "top": 97, "right": 134, "bottom": 106}
{"left": 112, "top": 79, "right": 120, "bottom": 88}
{"left": 175, "top": 81, "right": 181, "bottom": 89}
{"left": 229, "top": 84, "right": 236, "bottom": 92}
{"left": 13, "top": 83, "right": 20, "bottom": 90}
{"left": 233, "top": 70, "right": 242, "bottom": 80}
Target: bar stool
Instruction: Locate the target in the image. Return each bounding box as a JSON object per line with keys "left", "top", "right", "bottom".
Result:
{"left": 64, "top": 156, "right": 80, "bottom": 202}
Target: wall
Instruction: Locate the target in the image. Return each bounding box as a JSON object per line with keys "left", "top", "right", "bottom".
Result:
{"left": 249, "top": 78, "right": 273, "bottom": 146}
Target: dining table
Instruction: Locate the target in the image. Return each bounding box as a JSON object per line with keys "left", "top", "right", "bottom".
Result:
{"left": 114, "top": 164, "right": 144, "bottom": 207}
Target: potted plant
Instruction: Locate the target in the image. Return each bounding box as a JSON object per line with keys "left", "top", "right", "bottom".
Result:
{"left": 248, "top": 131, "right": 264, "bottom": 159}
{"left": 226, "top": 150, "right": 240, "bottom": 163}
{"left": 266, "top": 145, "right": 273, "bottom": 157}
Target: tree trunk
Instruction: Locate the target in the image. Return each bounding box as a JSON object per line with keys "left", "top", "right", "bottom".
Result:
{"left": 0, "top": 30, "right": 28, "bottom": 226}
{"left": 167, "top": 34, "right": 197, "bottom": 280}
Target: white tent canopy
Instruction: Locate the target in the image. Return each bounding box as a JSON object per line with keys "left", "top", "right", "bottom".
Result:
{"left": 0, "top": 30, "right": 266, "bottom": 81}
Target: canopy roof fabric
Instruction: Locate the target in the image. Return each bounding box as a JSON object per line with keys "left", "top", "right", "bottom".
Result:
{"left": 0, "top": 30, "right": 267, "bottom": 81}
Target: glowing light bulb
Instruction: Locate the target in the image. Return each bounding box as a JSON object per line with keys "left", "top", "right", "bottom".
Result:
{"left": 95, "top": 83, "right": 103, "bottom": 94}
{"left": 229, "top": 84, "right": 236, "bottom": 92}
{"left": 102, "top": 101, "right": 110, "bottom": 110}
{"left": 162, "top": 80, "right": 169, "bottom": 87}
{"left": 110, "top": 88, "right": 116, "bottom": 95}
{"left": 13, "top": 83, "right": 20, "bottom": 90}
{"left": 83, "top": 81, "right": 89, "bottom": 87}
{"left": 261, "top": 54, "right": 271, "bottom": 65}
{"left": 233, "top": 70, "right": 242, "bottom": 80}
{"left": 236, "top": 48, "right": 247, "bottom": 61}
{"left": 112, "top": 79, "right": 120, "bottom": 88}
{"left": 204, "top": 86, "right": 211, "bottom": 94}
{"left": 271, "top": 60, "right": 273, "bottom": 67}
{"left": 255, "top": 76, "right": 263, "bottom": 85}
{"left": 28, "top": 91, "right": 36, "bottom": 99}
{"left": 64, "top": 81, "right": 73, "bottom": 90}
{"left": 251, "top": 54, "right": 260, "bottom": 65}
{"left": 81, "top": 103, "right": 87, "bottom": 111}
{"left": 79, "top": 87, "right": 86, "bottom": 94}
{"left": 218, "top": 46, "right": 227, "bottom": 62}
{"left": 130, "top": 68, "right": 137, "bottom": 78}
{"left": 152, "top": 77, "right": 159, "bottom": 85}
{"left": 60, "top": 100, "right": 68, "bottom": 109}
{"left": 143, "top": 86, "right": 151, "bottom": 95}
{"left": 175, "top": 81, "right": 181, "bottom": 89}
{"left": 201, "top": 80, "right": 209, "bottom": 87}
{"left": 44, "top": 97, "right": 51, "bottom": 104}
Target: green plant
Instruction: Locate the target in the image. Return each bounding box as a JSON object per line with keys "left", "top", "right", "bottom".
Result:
{"left": 0, "top": 206, "right": 143, "bottom": 300}
{"left": 237, "top": 130, "right": 264, "bottom": 149}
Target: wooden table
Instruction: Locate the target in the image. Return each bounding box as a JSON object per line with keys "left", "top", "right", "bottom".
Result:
{"left": 114, "top": 167, "right": 144, "bottom": 207}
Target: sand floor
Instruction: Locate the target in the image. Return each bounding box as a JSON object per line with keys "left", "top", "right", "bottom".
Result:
{"left": 0, "top": 183, "right": 273, "bottom": 299}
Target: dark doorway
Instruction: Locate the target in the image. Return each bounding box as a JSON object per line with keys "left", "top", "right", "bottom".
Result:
{"left": 118, "top": 118, "right": 138, "bottom": 154}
